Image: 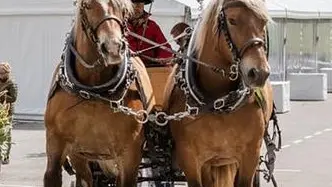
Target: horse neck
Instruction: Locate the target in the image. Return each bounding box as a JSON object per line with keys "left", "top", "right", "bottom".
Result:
{"left": 74, "top": 25, "right": 117, "bottom": 86}
{"left": 196, "top": 35, "right": 237, "bottom": 98}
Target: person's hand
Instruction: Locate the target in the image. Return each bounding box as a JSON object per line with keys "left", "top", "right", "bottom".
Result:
{"left": 159, "top": 59, "right": 173, "bottom": 67}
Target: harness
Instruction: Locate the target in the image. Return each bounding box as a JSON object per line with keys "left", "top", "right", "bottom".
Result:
{"left": 52, "top": 1, "right": 150, "bottom": 124}
{"left": 58, "top": 1, "right": 281, "bottom": 186}
{"left": 134, "top": 3, "right": 268, "bottom": 126}
{"left": 129, "top": 2, "right": 281, "bottom": 186}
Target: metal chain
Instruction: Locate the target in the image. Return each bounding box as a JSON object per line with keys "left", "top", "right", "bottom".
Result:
{"left": 106, "top": 62, "right": 150, "bottom": 124}
{"left": 148, "top": 110, "right": 192, "bottom": 126}
{"left": 257, "top": 108, "right": 281, "bottom": 187}
{"left": 116, "top": 104, "right": 149, "bottom": 124}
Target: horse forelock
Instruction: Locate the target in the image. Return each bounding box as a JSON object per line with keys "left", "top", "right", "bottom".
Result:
{"left": 73, "top": 0, "right": 133, "bottom": 27}
{"left": 193, "top": 0, "right": 270, "bottom": 57}
{"left": 72, "top": 0, "right": 133, "bottom": 42}
{"left": 75, "top": 0, "right": 133, "bottom": 12}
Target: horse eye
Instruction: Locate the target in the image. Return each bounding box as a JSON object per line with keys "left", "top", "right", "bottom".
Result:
{"left": 228, "top": 18, "right": 237, "bottom": 26}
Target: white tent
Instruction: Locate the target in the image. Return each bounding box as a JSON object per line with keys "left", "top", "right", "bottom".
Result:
{"left": 0, "top": 0, "right": 332, "bottom": 121}
{"left": 0, "top": 0, "right": 74, "bottom": 120}
{"left": 188, "top": 0, "right": 332, "bottom": 19}
{"left": 266, "top": 0, "right": 332, "bottom": 19}
{"left": 0, "top": 0, "right": 191, "bottom": 121}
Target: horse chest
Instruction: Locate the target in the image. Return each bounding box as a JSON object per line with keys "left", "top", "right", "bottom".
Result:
{"left": 172, "top": 106, "right": 265, "bottom": 153}
{"left": 56, "top": 101, "right": 141, "bottom": 137}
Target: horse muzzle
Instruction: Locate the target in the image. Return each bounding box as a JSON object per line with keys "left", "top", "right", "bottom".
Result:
{"left": 99, "top": 40, "right": 126, "bottom": 66}
{"left": 244, "top": 67, "right": 270, "bottom": 88}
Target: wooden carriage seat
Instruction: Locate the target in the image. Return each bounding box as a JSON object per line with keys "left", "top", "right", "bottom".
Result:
{"left": 145, "top": 64, "right": 172, "bottom": 106}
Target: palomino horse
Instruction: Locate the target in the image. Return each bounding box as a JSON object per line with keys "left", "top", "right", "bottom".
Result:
{"left": 164, "top": 0, "right": 273, "bottom": 186}
{"left": 44, "top": 0, "right": 155, "bottom": 186}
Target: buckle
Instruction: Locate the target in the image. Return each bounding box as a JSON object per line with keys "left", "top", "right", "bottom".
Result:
{"left": 155, "top": 112, "right": 168, "bottom": 126}
{"left": 135, "top": 110, "right": 149, "bottom": 124}
{"left": 229, "top": 61, "right": 239, "bottom": 81}
{"left": 214, "top": 98, "right": 225, "bottom": 110}
{"left": 79, "top": 90, "right": 91, "bottom": 99}
{"left": 186, "top": 104, "right": 199, "bottom": 116}
{"left": 110, "top": 100, "right": 122, "bottom": 112}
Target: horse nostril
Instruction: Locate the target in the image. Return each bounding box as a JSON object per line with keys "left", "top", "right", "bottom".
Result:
{"left": 100, "top": 43, "right": 109, "bottom": 54}
{"left": 248, "top": 68, "right": 259, "bottom": 81}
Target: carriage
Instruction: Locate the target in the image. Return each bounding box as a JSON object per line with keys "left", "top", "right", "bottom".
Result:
{"left": 43, "top": 0, "right": 282, "bottom": 186}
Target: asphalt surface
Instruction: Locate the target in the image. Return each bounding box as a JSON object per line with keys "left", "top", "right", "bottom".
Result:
{"left": 1, "top": 95, "right": 332, "bottom": 187}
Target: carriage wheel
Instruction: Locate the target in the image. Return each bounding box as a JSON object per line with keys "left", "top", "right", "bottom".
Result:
{"left": 253, "top": 171, "right": 260, "bottom": 187}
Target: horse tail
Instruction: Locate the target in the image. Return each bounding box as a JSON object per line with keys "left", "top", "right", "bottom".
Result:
{"left": 211, "top": 164, "right": 237, "bottom": 187}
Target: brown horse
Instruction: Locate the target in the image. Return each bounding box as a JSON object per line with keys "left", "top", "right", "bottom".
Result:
{"left": 43, "top": 0, "right": 155, "bottom": 186}
{"left": 164, "top": 0, "right": 273, "bottom": 186}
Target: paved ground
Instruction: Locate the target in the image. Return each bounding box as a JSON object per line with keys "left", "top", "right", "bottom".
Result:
{"left": 1, "top": 95, "right": 332, "bottom": 187}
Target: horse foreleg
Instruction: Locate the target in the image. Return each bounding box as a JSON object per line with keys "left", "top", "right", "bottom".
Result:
{"left": 176, "top": 147, "right": 203, "bottom": 187}
{"left": 117, "top": 149, "right": 142, "bottom": 187}
{"left": 70, "top": 155, "right": 93, "bottom": 187}
{"left": 235, "top": 149, "right": 261, "bottom": 187}
{"left": 44, "top": 132, "right": 65, "bottom": 187}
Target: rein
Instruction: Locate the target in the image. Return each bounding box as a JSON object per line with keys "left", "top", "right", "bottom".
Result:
{"left": 61, "top": 0, "right": 270, "bottom": 126}
{"left": 128, "top": 14, "right": 268, "bottom": 82}
{"left": 131, "top": 27, "right": 192, "bottom": 57}
{"left": 144, "top": 2, "right": 270, "bottom": 126}
{"left": 127, "top": 31, "right": 227, "bottom": 76}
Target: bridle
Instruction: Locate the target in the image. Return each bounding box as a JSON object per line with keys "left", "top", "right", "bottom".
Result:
{"left": 218, "top": 1, "right": 268, "bottom": 81}
{"left": 71, "top": 0, "right": 128, "bottom": 69}
{"left": 79, "top": 1, "right": 126, "bottom": 43}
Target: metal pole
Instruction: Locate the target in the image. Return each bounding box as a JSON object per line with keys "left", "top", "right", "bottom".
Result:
{"left": 315, "top": 11, "right": 320, "bottom": 73}
{"left": 283, "top": 8, "right": 288, "bottom": 81}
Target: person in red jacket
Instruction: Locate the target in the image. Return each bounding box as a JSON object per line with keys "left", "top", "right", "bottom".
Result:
{"left": 127, "top": 0, "right": 173, "bottom": 67}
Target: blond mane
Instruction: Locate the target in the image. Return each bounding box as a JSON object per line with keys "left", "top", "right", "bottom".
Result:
{"left": 194, "top": 0, "right": 271, "bottom": 56}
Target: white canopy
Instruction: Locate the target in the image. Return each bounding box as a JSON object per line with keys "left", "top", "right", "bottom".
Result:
{"left": 186, "top": 0, "right": 332, "bottom": 19}
{"left": 267, "top": 0, "right": 332, "bottom": 19}
{"left": 170, "top": 0, "right": 200, "bottom": 9}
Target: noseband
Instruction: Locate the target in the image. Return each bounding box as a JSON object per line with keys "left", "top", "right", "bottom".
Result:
{"left": 80, "top": 1, "right": 126, "bottom": 43}
{"left": 74, "top": 1, "right": 127, "bottom": 68}
{"left": 218, "top": 2, "right": 268, "bottom": 81}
